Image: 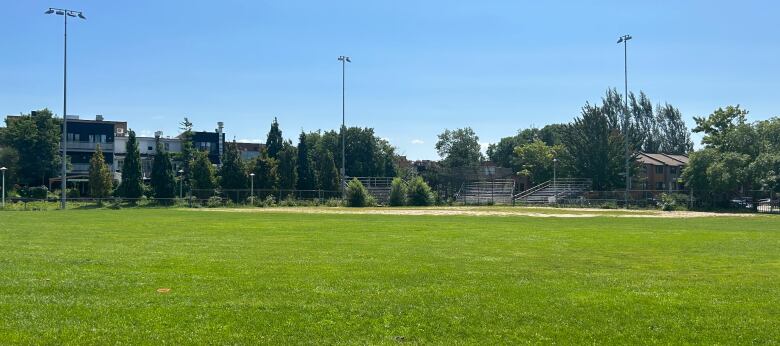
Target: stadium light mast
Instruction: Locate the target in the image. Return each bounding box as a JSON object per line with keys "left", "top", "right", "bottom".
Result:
{"left": 617, "top": 34, "right": 632, "bottom": 208}
{"left": 46, "top": 7, "right": 86, "bottom": 210}
{"left": 553, "top": 158, "right": 558, "bottom": 192}
{"left": 338, "top": 55, "right": 351, "bottom": 196}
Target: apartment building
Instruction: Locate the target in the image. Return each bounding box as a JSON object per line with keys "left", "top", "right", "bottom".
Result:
{"left": 635, "top": 152, "right": 689, "bottom": 191}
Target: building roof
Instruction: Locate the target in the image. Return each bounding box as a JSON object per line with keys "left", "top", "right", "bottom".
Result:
{"left": 637, "top": 152, "right": 689, "bottom": 166}
{"left": 235, "top": 142, "right": 264, "bottom": 152}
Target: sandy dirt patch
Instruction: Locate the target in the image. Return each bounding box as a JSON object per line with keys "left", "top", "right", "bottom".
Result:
{"left": 190, "top": 206, "right": 757, "bottom": 218}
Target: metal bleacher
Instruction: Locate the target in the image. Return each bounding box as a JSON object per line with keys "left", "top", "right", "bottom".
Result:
{"left": 456, "top": 179, "right": 516, "bottom": 205}
{"left": 513, "top": 178, "right": 591, "bottom": 204}
{"left": 350, "top": 177, "right": 393, "bottom": 205}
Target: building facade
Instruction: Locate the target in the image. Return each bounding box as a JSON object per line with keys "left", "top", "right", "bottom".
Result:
{"left": 635, "top": 152, "right": 689, "bottom": 192}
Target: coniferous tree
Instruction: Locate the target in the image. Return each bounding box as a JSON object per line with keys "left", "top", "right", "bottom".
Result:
{"left": 315, "top": 145, "right": 339, "bottom": 191}
{"left": 251, "top": 151, "right": 279, "bottom": 190}
{"left": 277, "top": 141, "right": 297, "bottom": 193}
{"left": 266, "top": 117, "right": 283, "bottom": 160}
{"left": 656, "top": 104, "right": 693, "bottom": 154}
{"left": 150, "top": 139, "right": 176, "bottom": 203}
{"left": 177, "top": 117, "right": 195, "bottom": 190}
{"left": 88, "top": 144, "right": 113, "bottom": 198}
{"left": 219, "top": 141, "right": 247, "bottom": 201}
{"left": 296, "top": 132, "right": 316, "bottom": 190}
{"left": 119, "top": 130, "right": 144, "bottom": 198}
{"left": 562, "top": 105, "right": 632, "bottom": 190}
{"left": 190, "top": 151, "right": 216, "bottom": 200}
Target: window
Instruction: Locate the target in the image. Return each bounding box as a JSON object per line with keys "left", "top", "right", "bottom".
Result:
{"left": 164, "top": 143, "right": 170, "bottom": 151}
{"left": 670, "top": 167, "right": 678, "bottom": 175}
{"left": 655, "top": 166, "right": 664, "bottom": 174}
{"left": 656, "top": 182, "right": 664, "bottom": 190}
{"left": 148, "top": 146, "right": 153, "bottom": 151}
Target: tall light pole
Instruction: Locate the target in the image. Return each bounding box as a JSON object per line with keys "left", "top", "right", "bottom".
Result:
{"left": 617, "top": 34, "right": 632, "bottom": 208}
{"left": 1, "top": 167, "right": 6, "bottom": 208}
{"left": 178, "top": 169, "right": 184, "bottom": 199}
{"left": 46, "top": 7, "right": 86, "bottom": 210}
{"left": 337, "top": 55, "right": 351, "bottom": 196}
{"left": 553, "top": 158, "right": 558, "bottom": 191}
{"left": 249, "top": 173, "right": 255, "bottom": 202}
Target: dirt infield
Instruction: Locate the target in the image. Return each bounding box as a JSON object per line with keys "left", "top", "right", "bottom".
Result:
{"left": 194, "top": 206, "right": 758, "bottom": 218}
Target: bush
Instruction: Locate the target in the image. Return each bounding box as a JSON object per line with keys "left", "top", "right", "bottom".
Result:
{"left": 279, "top": 196, "right": 298, "bottom": 207}
{"left": 346, "top": 178, "right": 375, "bottom": 207}
{"left": 406, "top": 177, "right": 434, "bottom": 206}
{"left": 20, "top": 186, "right": 49, "bottom": 199}
{"left": 599, "top": 201, "right": 618, "bottom": 209}
{"left": 261, "top": 195, "right": 277, "bottom": 208}
{"left": 206, "top": 196, "right": 223, "bottom": 208}
{"left": 388, "top": 177, "right": 406, "bottom": 206}
{"left": 660, "top": 193, "right": 689, "bottom": 211}
{"left": 325, "top": 198, "right": 343, "bottom": 207}
{"left": 109, "top": 198, "right": 123, "bottom": 210}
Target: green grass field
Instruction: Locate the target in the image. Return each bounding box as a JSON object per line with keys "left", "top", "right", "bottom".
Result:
{"left": 1, "top": 209, "right": 778, "bottom": 344}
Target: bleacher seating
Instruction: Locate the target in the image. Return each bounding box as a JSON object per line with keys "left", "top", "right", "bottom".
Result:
{"left": 350, "top": 177, "right": 393, "bottom": 204}
{"left": 513, "top": 178, "right": 591, "bottom": 204}
{"left": 456, "top": 179, "right": 516, "bottom": 205}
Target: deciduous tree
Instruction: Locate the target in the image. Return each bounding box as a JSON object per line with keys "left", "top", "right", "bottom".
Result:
{"left": 435, "top": 127, "right": 484, "bottom": 168}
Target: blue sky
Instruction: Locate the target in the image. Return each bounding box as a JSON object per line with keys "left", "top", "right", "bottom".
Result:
{"left": 2, "top": 1, "right": 778, "bottom": 159}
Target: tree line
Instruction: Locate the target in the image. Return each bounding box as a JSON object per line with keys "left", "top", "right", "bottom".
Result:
{"left": 105, "top": 117, "right": 398, "bottom": 202}
{"left": 433, "top": 89, "right": 693, "bottom": 191}
{"left": 2, "top": 96, "right": 779, "bottom": 208}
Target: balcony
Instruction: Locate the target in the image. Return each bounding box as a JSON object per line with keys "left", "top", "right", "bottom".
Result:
{"left": 63, "top": 141, "right": 114, "bottom": 151}
{"left": 71, "top": 163, "right": 91, "bottom": 173}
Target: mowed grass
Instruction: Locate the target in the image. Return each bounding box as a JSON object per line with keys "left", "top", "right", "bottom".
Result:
{"left": 0, "top": 210, "right": 778, "bottom": 344}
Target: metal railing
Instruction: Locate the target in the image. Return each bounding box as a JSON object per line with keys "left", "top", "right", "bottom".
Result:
{"left": 63, "top": 141, "right": 114, "bottom": 151}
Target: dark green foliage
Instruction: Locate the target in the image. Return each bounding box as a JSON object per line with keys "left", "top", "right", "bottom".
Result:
{"left": 88, "top": 144, "right": 113, "bottom": 198}
{"left": 309, "top": 128, "right": 397, "bottom": 178}
{"left": 656, "top": 104, "right": 693, "bottom": 154}
{"left": 191, "top": 151, "right": 216, "bottom": 199}
{"left": 119, "top": 130, "right": 144, "bottom": 198}
{"left": 0, "top": 109, "right": 61, "bottom": 186}
{"left": 0, "top": 147, "right": 19, "bottom": 189}
{"left": 265, "top": 117, "right": 283, "bottom": 160}
{"left": 219, "top": 141, "right": 247, "bottom": 201}
{"left": 150, "top": 140, "right": 176, "bottom": 203}
{"left": 176, "top": 118, "right": 195, "bottom": 191}
{"left": 488, "top": 124, "right": 567, "bottom": 171}
{"left": 436, "top": 127, "right": 484, "bottom": 168}
{"left": 251, "top": 151, "right": 279, "bottom": 190}
{"left": 388, "top": 177, "right": 407, "bottom": 206}
{"left": 684, "top": 107, "right": 780, "bottom": 206}
{"left": 514, "top": 140, "right": 566, "bottom": 186}
{"left": 277, "top": 141, "right": 297, "bottom": 192}
{"left": 345, "top": 178, "right": 373, "bottom": 207}
{"left": 562, "top": 104, "right": 633, "bottom": 190}
{"left": 19, "top": 186, "right": 49, "bottom": 199}
{"left": 406, "top": 176, "right": 434, "bottom": 206}
{"left": 314, "top": 146, "right": 339, "bottom": 191}
{"left": 296, "top": 132, "right": 316, "bottom": 190}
